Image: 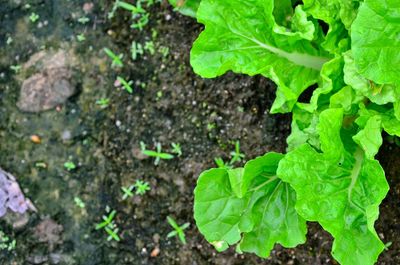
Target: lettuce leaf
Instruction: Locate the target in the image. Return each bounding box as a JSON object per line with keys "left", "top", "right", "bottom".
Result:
{"left": 188, "top": 0, "right": 399, "bottom": 264}
{"left": 351, "top": 0, "right": 400, "bottom": 84}
{"left": 278, "top": 108, "right": 389, "bottom": 265}
{"left": 190, "top": 0, "right": 330, "bottom": 113}
{"left": 194, "top": 153, "right": 306, "bottom": 257}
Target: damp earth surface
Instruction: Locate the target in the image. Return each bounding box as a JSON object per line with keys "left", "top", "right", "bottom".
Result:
{"left": 0, "top": 1, "right": 399, "bottom": 265}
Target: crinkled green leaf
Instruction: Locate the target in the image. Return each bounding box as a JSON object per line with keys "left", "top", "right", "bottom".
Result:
{"left": 343, "top": 51, "right": 400, "bottom": 105}
{"left": 194, "top": 153, "right": 306, "bottom": 257}
{"left": 303, "top": 0, "right": 360, "bottom": 29}
{"left": 273, "top": 5, "right": 316, "bottom": 41}
{"left": 308, "top": 56, "right": 345, "bottom": 111}
{"left": 168, "top": 0, "right": 200, "bottom": 18}
{"left": 351, "top": 0, "right": 400, "bottom": 84}
{"left": 357, "top": 103, "right": 400, "bottom": 137}
{"left": 191, "top": 0, "right": 330, "bottom": 113}
{"left": 353, "top": 115, "right": 382, "bottom": 159}
{"left": 278, "top": 108, "right": 389, "bottom": 265}
{"left": 330, "top": 86, "right": 362, "bottom": 114}
{"left": 287, "top": 105, "right": 320, "bottom": 151}
{"left": 395, "top": 101, "right": 400, "bottom": 121}
{"left": 302, "top": 0, "right": 354, "bottom": 54}
{"left": 272, "top": 0, "right": 294, "bottom": 27}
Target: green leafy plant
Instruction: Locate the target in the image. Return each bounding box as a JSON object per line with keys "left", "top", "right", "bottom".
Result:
{"left": 0, "top": 231, "right": 16, "bottom": 251}
{"left": 103, "top": 48, "right": 124, "bottom": 68}
{"left": 95, "top": 208, "right": 120, "bottom": 242}
{"left": 166, "top": 216, "right": 190, "bottom": 244}
{"left": 229, "top": 140, "right": 245, "bottom": 164}
{"left": 186, "top": 1, "right": 400, "bottom": 265}
{"left": 213, "top": 141, "right": 245, "bottom": 169}
{"left": 214, "top": 157, "right": 229, "bottom": 169}
{"left": 171, "top": 142, "right": 182, "bottom": 157}
{"left": 108, "top": 0, "right": 156, "bottom": 30}
{"left": 29, "top": 12, "right": 39, "bottom": 23}
{"left": 76, "top": 34, "right": 86, "bottom": 42}
{"left": 64, "top": 161, "right": 76, "bottom": 171}
{"left": 10, "top": 65, "right": 21, "bottom": 73}
{"left": 96, "top": 98, "right": 110, "bottom": 108}
{"left": 77, "top": 16, "right": 90, "bottom": 24}
{"left": 144, "top": 41, "right": 155, "bottom": 55}
{"left": 133, "top": 180, "right": 150, "bottom": 195}
{"left": 140, "top": 142, "right": 174, "bottom": 165}
{"left": 121, "top": 185, "right": 134, "bottom": 200}
{"left": 131, "top": 41, "right": 144, "bottom": 60}
{"left": 117, "top": 76, "right": 134, "bottom": 93}
{"left": 159, "top": 46, "right": 169, "bottom": 58}
{"left": 74, "top": 197, "right": 85, "bottom": 208}
{"left": 6, "top": 36, "right": 13, "bottom": 45}
{"left": 121, "top": 180, "right": 150, "bottom": 199}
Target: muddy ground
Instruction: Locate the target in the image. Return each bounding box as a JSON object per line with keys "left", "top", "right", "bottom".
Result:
{"left": 0, "top": 1, "right": 399, "bottom": 264}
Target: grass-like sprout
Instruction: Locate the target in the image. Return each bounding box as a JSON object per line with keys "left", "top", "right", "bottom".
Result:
{"left": 167, "top": 216, "right": 190, "bottom": 245}
{"left": 95, "top": 209, "right": 120, "bottom": 242}
{"left": 104, "top": 48, "right": 124, "bottom": 68}
{"left": 140, "top": 142, "right": 174, "bottom": 165}
{"left": 117, "top": 76, "right": 133, "bottom": 93}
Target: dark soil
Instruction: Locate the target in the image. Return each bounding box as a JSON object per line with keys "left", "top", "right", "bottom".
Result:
{"left": 0, "top": 1, "right": 399, "bottom": 265}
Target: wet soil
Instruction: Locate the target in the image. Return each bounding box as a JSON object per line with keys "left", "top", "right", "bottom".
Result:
{"left": 0, "top": 1, "right": 399, "bottom": 265}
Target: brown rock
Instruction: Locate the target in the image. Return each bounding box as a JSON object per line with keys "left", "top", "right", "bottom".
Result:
{"left": 150, "top": 247, "right": 160, "bottom": 257}
{"left": 34, "top": 218, "right": 63, "bottom": 251}
{"left": 17, "top": 50, "right": 76, "bottom": 113}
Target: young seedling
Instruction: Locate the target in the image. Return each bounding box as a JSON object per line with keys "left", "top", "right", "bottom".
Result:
{"left": 95, "top": 208, "right": 120, "bottom": 242}
{"left": 156, "top": 91, "right": 163, "bottom": 100}
{"left": 206, "top": 123, "right": 216, "bottom": 131}
{"left": 109, "top": 0, "right": 149, "bottom": 30}
{"left": 77, "top": 16, "right": 90, "bottom": 24}
{"left": 6, "top": 36, "right": 13, "bottom": 45}
{"left": 144, "top": 41, "right": 155, "bottom": 55}
{"left": 96, "top": 98, "right": 110, "bottom": 108}
{"left": 117, "top": 76, "right": 133, "bottom": 93}
{"left": 140, "top": 142, "right": 174, "bottom": 165}
{"left": 131, "top": 13, "right": 149, "bottom": 30}
{"left": 159, "top": 46, "right": 169, "bottom": 58}
{"left": 229, "top": 140, "right": 245, "bottom": 164}
{"left": 134, "top": 180, "right": 150, "bottom": 195}
{"left": 117, "top": 1, "right": 146, "bottom": 14}
{"left": 103, "top": 48, "right": 124, "bottom": 68}
{"left": 64, "top": 161, "right": 76, "bottom": 171}
{"left": 131, "top": 41, "right": 144, "bottom": 60}
{"left": 29, "top": 12, "right": 39, "bottom": 23}
{"left": 171, "top": 143, "right": 182, "bottom": 157}
{"left": 0, "top": 231, "right": 16, "bottom": 251}
{"left": 10, "top": 65, "right": 21, "bottom": 73}
{"left": 35, "top": 162, "right": 47, "bottom": 169}
{"left": 167, "top": 216, "right": 190, "bottom": 245}
{"left": 74, "top": 197, "right": 85, "bottom": 208}
{"left": 121, "top": 179, "right": 150, "bottom": 200}
{"left": 121, "top": 185, "right": 134, "bottom": 200}
{"left": 214, "top": 157, "right": 231, "bottom": 169}
{"left": 76, "top": 34, "right": 86, "bottom": 42}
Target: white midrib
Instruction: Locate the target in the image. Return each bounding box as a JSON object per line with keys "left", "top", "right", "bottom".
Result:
{"left": 347, "top": 148, "right": 364, "bottom": 208}
{"left": 231, "top": 29, "right": 329, "bottom": 71}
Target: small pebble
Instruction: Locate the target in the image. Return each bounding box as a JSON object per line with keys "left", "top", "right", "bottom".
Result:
{"left": 61, "top": 130, "right": 72, "bottom": 141}
{"left": 30, "top": 135, "right": 41, "bottom": 144}
{"left": 150, "top": 247, "right": 160, "bottom": 257}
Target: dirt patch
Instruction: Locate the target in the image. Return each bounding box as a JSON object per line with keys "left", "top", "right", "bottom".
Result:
{"left": 0, "top": 1, "right": 398, "bottom": 265}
